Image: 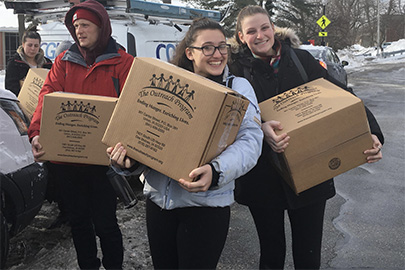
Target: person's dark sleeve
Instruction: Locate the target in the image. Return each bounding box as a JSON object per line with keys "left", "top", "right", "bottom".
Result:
{"left": 5, "top": 60, "right": 22, "bottom": 96}
{"left": 208, "top": 163, "right": 220, "bottom": 189}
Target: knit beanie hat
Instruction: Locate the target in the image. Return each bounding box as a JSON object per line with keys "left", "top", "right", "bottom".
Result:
{"left": 72, "top": 8, "right": 101, "bottom": 27}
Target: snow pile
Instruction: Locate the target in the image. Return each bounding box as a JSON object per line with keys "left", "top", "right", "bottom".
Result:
{"left": 337, "top": 39, "right": 405, "bottom": 71}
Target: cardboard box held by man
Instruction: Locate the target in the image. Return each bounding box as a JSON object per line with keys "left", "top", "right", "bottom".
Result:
{"left": 259, "top": 78, "right": 373, "bottom": 194}
{"left": 102, "top": 57, "right": 249, "bottom": 182}
{"left": 39, "top": 92, "right": 117, "bottom": 165}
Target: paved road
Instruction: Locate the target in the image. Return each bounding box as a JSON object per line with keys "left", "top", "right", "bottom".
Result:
{"left": 218, "top": 60, "right": 405, "bottom": 270}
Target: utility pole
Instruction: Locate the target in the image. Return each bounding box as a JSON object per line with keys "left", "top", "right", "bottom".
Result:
{"left": 377, "top": 0, "right": 381, "bottom": 56}
{"left": 321, "top": 4, "right": 326, "bottom": 45}
{"left": 18, "top": 14, "right": 25, "bottom": 43}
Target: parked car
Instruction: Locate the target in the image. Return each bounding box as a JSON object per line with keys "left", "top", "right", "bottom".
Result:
{"left": 0, "top": 88, "right": 47, "bottom": 268}
{"left": 300, "top": 44, "right": 349, "bottom": 86}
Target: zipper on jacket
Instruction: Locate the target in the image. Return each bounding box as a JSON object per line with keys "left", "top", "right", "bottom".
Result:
{"left": 163, "top": 179, "right": 172, "bottom": 210}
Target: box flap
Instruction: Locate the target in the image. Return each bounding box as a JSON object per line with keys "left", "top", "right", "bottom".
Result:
{"left": 200, "top": 94, "right": 249, "bottom": 166}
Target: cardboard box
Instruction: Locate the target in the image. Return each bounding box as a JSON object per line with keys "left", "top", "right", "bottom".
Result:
{"left": 259, "top": 78, "right": 373, "bottom": 194}
{"left": 102, "top": 57, "right": 249, "bottom": 181}
{"left": 18, "top": 68, "right": 49, "bottom": 119}
{"left": 39, "top": 92, "right": 118, "bottom": 165}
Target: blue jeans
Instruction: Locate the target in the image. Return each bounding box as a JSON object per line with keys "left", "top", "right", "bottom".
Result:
{"left": 47, "top": 163, "right": 123, "bottom": 269}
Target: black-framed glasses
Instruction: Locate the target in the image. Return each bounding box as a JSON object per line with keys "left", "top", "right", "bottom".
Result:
{"left": 188, "top": 44, "right": 231, "bottom": 56}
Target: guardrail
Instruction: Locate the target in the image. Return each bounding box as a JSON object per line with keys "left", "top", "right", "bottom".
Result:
{"left": 381, "top": 49, "right": 405, "bottom": 58}
{"left": 362, "top": 49, "right": 405, "bottom": 58}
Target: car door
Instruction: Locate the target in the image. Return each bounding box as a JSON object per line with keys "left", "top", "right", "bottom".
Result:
{"left": 326, "top": 48, "right": 347, "bottom": 85}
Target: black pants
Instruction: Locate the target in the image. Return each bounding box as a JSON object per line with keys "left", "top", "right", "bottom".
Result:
{"left": 47, "top": 163, "right": 123, "bottom": 270}
{"left": 146, "top": 198, "right": 230, "bottom": 269}
{"left": 249, "top": 200, "right": 326, "bottom": 270}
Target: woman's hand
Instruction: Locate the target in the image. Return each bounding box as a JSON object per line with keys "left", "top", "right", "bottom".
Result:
{"left": 178, "top": 164, "right": 212, "bottom": 193}
{"left": 364, "top": 134, "right": 383, "bottom": 163}
{"left": 261, "top": 120, "right": 290, "bottom": 153}
{"left": 106, "top": 142, "right": 136, "bottom": 169}
{"left": 31, "top": 135, "right": 45, "bottom": 162}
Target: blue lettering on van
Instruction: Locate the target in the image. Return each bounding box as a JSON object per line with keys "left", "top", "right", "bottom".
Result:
{"left": 41, "top": 42, "right": 60, "bottom": 60}
{"left": 156, "top": 43, "right": 176, "bottom": 61}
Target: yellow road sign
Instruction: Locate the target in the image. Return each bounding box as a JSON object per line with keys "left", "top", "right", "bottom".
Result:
{"left": 319, "top": 32, "right": 328, "bottom": 37}
{"left": 317, "top": 15, "right": 331, "bottom": 29}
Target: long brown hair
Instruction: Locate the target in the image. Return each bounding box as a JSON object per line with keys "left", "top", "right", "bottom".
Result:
{"left": 234, "top": 5, "right": 272, "bottom": 45}
{"left": 171, "top": 17, "right": 226, "bottom": 72}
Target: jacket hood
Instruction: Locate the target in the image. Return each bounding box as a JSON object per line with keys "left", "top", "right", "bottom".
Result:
{"left": 64, "top": 0, "right": 112, "bottom": 65}
{"left": 17, "top": 45, "right": 48, "bottom": 67}
{"left": 229, "top": 26, "right": 301, "bottom": 54}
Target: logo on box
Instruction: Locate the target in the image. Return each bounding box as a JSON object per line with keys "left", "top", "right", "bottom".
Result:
{"left": 328, "top": 157, "right": 341, "bottom": 170}
{"left": 272, "top": 86, "right": 320, "bottom": 111}
{"left": 54, "top": 100, "right": 100, "bottom": 125}
{"left": 138, "top": 73, "right": 197, "bottom": 121}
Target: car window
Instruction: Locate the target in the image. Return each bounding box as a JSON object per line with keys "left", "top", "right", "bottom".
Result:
{"left": 306, "top": 49, "right": 323, "bottom": 59}
{"left": 325, "top": 49, "right": 334, "bottom": 62}
{"left": 330, "top": 50, "right": 341, "bottom": 64}
{"left": 0, "top": 100, "right": 30, "bottom": 135}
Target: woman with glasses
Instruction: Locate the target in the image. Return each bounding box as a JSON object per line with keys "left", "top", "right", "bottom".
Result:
{"left": 107, "top": 17, "right": 263, "bottom": 269}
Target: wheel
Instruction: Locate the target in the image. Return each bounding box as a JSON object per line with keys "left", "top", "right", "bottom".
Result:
{"left": 0, "top": 212, "right": 10, "bottom": 269}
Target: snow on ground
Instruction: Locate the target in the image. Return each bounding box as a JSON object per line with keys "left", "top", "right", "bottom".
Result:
{"left": 337, "top": 39, "right": 405, "bottom": 71}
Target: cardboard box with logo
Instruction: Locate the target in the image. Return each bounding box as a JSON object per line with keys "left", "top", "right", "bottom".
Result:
{"left": 102, "top": 57, "right": 249, "bottom": 181}
{"left": 259, "top": 78, "right": 373, "bottom": 194}
{"left": 17, "top": 68, "right": 49, "bottom": 119}
{"left": 39, "top": 92, "right": 117, "bottom": 165}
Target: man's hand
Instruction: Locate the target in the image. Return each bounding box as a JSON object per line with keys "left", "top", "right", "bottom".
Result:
{"left": 261, "top": 120, "right": 290, "bottom": 153}
{"left": 31, "top": 135, "right": 45, "bottom": 162}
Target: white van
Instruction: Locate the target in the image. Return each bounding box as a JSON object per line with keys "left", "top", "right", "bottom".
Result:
{"left": 39, "top": 19, "right": 188, "bottom": 62}
{"left": 10, "top": 0, "right": 222, "bottom": 62}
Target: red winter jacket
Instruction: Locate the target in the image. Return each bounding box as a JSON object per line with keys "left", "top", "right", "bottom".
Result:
{"left": 28, "top": 0, "right": 134, "bottom": 139}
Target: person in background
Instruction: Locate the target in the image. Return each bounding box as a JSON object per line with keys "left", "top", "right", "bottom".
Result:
{"left": 55, "top": 40, "right": 73, "bottom": 58}
{"left": 229, "top": 5, "right": 384, "bottom": 270}
{"left": 28, "top": 0, "right": 134, "bottom": 269}
{"left": 5, "top": 29, "right": 52, "bottom": 96}
{"left": 107, "top": 17, "right": 263, "bottom": 270}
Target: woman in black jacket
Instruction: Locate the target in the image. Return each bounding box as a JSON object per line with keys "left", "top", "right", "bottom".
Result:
{"left": 5, "top": 30, "right": 52, "bottom": 96}
{"left": 229, "top": 5, "right": 384, "bottom": 270}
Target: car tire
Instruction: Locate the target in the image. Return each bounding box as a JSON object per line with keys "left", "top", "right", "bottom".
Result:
{"left": 0, "top": 212, "right": 9, "bottom": 269}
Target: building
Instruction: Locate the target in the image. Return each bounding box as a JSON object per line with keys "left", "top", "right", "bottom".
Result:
{"left": 0, "top": 27, "right": 19, "bottom": 71}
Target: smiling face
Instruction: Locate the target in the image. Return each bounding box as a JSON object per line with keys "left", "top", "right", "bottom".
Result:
{"left": 73, "top": 18, "right": 100, "bottom": 50}
{"left": 185, "top": 29, "right": 228, "bottom": 78}
{"left": 22, "top": 38, "right": 40, "bottom": 60}
{"left": 238, "top": 13, "right": 275, "bottom": 58}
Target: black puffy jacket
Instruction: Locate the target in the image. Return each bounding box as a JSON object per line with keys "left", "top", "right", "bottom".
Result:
{"left": 5, "top": 47, "right": 52, "bottom": 96}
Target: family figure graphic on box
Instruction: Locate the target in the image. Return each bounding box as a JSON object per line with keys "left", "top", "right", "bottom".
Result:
{"left": 149, "top": 73, "right": 195, "bottom": 102}
{"left": 59, "top": 100, "right": 97, "bottom": 115}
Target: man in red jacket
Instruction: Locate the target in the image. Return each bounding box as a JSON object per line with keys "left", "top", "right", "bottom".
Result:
{"left": 28, "top": 0, "right": 133, "bottom": 269}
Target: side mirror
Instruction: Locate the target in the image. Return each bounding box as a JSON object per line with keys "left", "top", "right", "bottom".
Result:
{"left": 342, "top": 60, "right": 349, "bottom": 67}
